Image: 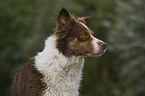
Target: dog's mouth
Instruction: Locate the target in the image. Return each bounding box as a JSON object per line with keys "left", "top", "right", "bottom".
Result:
{"left": 92, "top": 49, "right": 107, "bottom": 56}
{"left": 78, "top": 48, "right": 107, "bottom": 57}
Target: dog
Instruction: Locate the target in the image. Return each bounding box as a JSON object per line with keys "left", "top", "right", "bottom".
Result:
{"left": 12, "top": 8, "right": 107, "bottom": 96}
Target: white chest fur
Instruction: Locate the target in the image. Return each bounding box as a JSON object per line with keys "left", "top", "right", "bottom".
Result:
{"left": 35, "top": 35, "right": 84, "bottom": 96}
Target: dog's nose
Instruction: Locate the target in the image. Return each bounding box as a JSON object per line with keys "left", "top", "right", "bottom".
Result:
{"left": 102, "top": 42, "right": 107, "bottom": 49}
{"left": 98, "top": 42, "right": 107, "bottom": 49}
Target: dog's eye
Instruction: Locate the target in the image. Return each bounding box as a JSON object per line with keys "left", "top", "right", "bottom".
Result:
{"left": 79, "top": 32, "right": 90, "bottom": 41}
{"left": 82, "top": 32, "right": 88, "bottom": 37}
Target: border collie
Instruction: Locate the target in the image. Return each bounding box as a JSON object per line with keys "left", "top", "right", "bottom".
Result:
{"left": 12, "top": 8, "right": 107, "bottom": 96}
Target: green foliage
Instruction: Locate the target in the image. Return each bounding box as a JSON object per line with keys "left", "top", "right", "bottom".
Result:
{"left": 107, "top": 0, "right": 145, "bottom": 96}
{"left": 0, "top": 0, "right": 37, "bottom": 95}
{"left": 0, "top": 0, "right": 145, "bottom": 96}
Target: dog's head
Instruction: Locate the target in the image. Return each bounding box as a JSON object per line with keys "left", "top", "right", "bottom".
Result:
{"left": 55, "top": 8, "right": 107, "bottom": 57}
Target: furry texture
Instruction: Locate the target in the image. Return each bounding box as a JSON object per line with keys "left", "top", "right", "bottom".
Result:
{"left": 79, "top": 22, "right": 106, "bottom": 55}
{"left": 12, "top": 58, "right": 46, "bottom": 96}
{"left": 12, "top": 8, "right": 107, "bottom": 96}
{"left": 35, "top": 35, "right": 84, "bottom": 96}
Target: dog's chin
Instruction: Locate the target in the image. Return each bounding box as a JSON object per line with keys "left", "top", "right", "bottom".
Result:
{"left": 93, "top": 52, "right": 104, "bottom": 56}
{"left": 80, "top": 52, "right": 104, "bottom": 57}
{"left": 91, "top": 49, "right": 107, "bottom": 57}
{"left": 78, "top": 49, "right": 106, "bottom": 57}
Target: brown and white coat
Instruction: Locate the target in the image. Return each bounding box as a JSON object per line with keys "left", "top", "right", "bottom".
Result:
{"left": 12, "top": 8, "right": 107, "bottom": 96}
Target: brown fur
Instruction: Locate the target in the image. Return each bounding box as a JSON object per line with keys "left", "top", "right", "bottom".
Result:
{"left": 12, "top": 8, "right": 106, "bottom": 96}
{"left": 55, "top": 8, "right": 94, "bottom": 57}
{"left": 77, "top": 16, "right": 90, "bottom": 24}
{"left": 12, "top": 58, "right": 46, "bottom": 96}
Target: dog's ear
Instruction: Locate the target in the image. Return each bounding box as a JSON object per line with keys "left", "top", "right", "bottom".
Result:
{"left": 56, "top": 8, "right": 73, "bottom": 40}
{"left": 57, "top": 8, "right": 72, "bottom": 25}
{"left": 77, "top": 16, "right": 91, "bottom": 24}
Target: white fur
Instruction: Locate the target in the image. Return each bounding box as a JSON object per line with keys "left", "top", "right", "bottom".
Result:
{"left": 79, "top": 22, "right": 103, "bottom": 54}
{"left": 91, "top": 36, "right": 104, "bottom": 54}
{"left": 35, "top": 35, "right": 84, "bottom": 96}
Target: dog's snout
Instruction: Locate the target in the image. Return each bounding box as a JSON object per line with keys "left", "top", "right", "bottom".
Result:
{"left": 98, "top": 41, "right": 107, "bottom": 49}
{"left": 102, "top": 42, "right": 107, "bottom": 49}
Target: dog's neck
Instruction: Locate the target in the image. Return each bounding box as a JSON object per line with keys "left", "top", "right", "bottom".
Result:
{"left": 35, "top": 35, "right": 84, "bottom": 96}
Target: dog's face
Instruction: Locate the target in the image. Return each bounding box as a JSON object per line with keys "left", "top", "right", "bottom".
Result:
{"left": 55, "top": 8, "right": 107, "bottom": 57}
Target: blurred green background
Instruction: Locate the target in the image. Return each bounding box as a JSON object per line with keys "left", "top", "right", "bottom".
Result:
{"left": 1, "top": 0, "right": 145, "bottom": 96}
